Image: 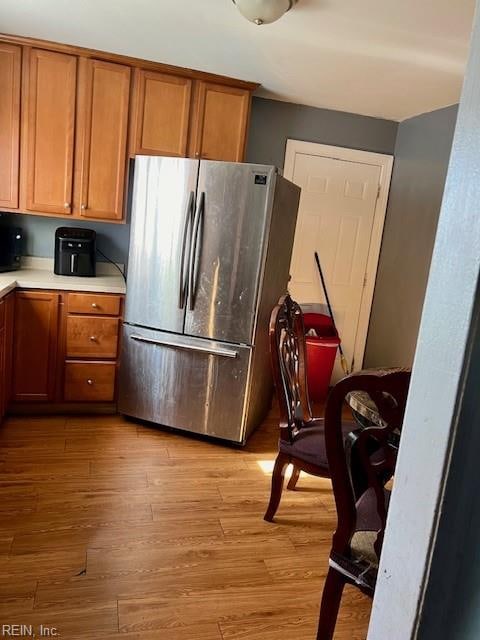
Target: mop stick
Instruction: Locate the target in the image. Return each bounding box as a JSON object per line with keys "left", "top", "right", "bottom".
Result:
{"left": 314, "top": 251, "right": 350, "bottom": 376}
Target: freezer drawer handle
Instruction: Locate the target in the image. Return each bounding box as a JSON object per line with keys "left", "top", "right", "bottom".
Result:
{"left": 179, "top": 190, "right": 195, "bottom": 309}
{"left": 130, "top": 334, "right": 238, "bottom": 359}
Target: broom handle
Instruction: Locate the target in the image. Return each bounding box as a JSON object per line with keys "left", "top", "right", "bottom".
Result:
{"left": 314, "top": 251, "right": 350, "bottom": 373}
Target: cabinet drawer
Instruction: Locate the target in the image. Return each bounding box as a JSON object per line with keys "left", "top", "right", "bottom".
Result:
{"left": 64, "top": 361, "right": 116, "bottom": 402}
{"left": 67, "top": 293, "right": 121, "bottom": 316}
{"left": 66, "top": 316, "right": 119, "bottom": 358}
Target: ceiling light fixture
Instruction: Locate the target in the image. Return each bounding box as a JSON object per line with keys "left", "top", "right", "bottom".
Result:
{"left": 232, "top": 0, "right": 298, "bottom": 26}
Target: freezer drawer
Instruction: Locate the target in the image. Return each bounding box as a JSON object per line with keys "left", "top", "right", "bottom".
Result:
{"left": 118, "top": 324, "right": 252, "bottom": 442}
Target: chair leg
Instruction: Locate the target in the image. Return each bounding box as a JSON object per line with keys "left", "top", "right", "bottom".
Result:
{"left": 264, "top": 453, "right": 289, "bottom": 522}
{"left": 287, "top": 465, "right": 300, "bottom": 490}
{"left": 316, "top": 567, "right": 346, "bottom": 640}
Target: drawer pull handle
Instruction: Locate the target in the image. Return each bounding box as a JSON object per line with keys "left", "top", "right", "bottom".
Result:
{"left": 87, "top": 379, "right": 94, "bottom": 385}
{"left": 91, "top": 303, "right": 98, "bottom": 308}
{"left": 90, "top": 336, "right": 97, "bottom": 342}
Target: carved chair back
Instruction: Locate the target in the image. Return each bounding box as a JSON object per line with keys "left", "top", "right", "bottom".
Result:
{"left": 269, "top": 295, "right": 312, "bottom": 442}
{"left": 324, "top": 369, "right": 411, "bottom": 560}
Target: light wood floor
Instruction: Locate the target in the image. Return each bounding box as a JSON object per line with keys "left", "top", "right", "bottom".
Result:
{"left": 0, "top": 409, "right": 371, "bottom": 639}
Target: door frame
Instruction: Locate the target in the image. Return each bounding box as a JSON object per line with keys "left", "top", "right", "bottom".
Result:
{"left": 283, "top": 139, "right": 394, "bottom": 371}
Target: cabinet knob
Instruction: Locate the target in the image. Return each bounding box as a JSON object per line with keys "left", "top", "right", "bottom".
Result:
{"left": 64, "top": 202, "right": 70, "bottom": 209}
{"left": 91, "top": 303, "right": 98, "bottom": 308}
{"left": 81, "top": 204, "right": 87, "bottom": 211}
{"left": 87, "top": 379, "right": 94, "bottom": 385}
{"left": 90, "top": 335, "right": 97, "bottom": 342}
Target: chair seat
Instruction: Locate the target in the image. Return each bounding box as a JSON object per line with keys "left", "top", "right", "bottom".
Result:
{"left": 327, "top": 487, "right": 392, "bottom": 592}
{"left": 279, "top": 419, "right": 355, "bottom": 469}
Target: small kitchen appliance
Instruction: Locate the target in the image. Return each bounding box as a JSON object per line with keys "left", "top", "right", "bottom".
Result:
{"left": 54, "top": 227, "right": 96, "bottom": 277}
{"left": 0, "top": 226, "right": 23, "bottom": 272}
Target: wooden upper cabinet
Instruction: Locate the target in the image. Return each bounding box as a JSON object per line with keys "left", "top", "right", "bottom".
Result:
{"left": 131, "top": 69, "right": 192, "bottom": 157}
{"left": 12, "top": 291, "right": 59, "bottom": 402}
{"left": 22, "top": 48, "right": 77, "bottom": 215}
{"left": 192, "top": 82, "right": 251, "bottom": 162}
{"left": 76, "top": 59, "right": 130, "bottom": 221}
{"left": 0, "top": 43, "right": 21, "bottom": 209}
{"left": 0, "top": 34, "right": 257, "bottom": 221}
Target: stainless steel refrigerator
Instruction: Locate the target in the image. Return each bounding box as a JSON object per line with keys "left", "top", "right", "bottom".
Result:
{"left": 118, "top": 156, "right": 300, "bottom": 443}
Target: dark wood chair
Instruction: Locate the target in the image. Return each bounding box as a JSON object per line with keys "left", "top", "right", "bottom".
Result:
{"left": 264, "top": 294, "right": 354, "bottom": 522}
{"left": 316, "top": 368, "right": 411, "bottom": 640}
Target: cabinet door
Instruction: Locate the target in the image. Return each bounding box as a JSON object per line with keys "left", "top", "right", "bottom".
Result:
{"left": 0, "top": 43, "right": 21, "bottom": 209}
{"left": 193, "top": 82, "right": 250, "bottom": 162}
{"left": 131, "top": 69, "right": 192, "bottom": 157}
{"left": 76, "top": 59, "right": 130, "bottom": 221}
{"left": 12, "top": 291, "right": 59, "bottom": 402}
{"left": 23, "top": 48, "right": 77, "bottom": 215}
{"left": 0, "top": 298, "right": 4, "bottom": 420}
{"left": 2, "top": 293, "right": 14, "bottom": 413}
{"left": 0, "top": 326, "right": 4, "bottom": 421}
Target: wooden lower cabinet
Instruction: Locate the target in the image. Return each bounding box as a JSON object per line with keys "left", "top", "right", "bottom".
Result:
{"left": 0, "top": 296, "right": 6, "bottom": 420}
{"left": 67, "top": 292, "right": 121, "bottom": 316}
{"left": 2, "top": 293, "right": 15, "bottom": 418}
{"left": 5, "top": 289, "right": 123, "bottom": 413}
{"left": 66, "top": 315, "right": 120, "bottom": 358}
{"left": 64, "top": 361, "right": 116, "bottom": 402}
{"left": 12, "top": 290, "right": 59, "bottom": 402}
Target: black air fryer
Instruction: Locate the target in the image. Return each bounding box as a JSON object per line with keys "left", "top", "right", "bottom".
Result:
{"left": 54, "top": 227, "right": 96, "bottom": 277}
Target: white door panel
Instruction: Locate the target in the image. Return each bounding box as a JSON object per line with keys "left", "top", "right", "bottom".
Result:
{"left": 289, "top": 153, "right": 381, "bottom": 382}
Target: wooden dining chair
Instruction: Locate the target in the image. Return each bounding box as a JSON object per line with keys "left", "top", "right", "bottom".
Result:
{"left": 316, "top": 368, "right": 411, "bottom": 640}
{"left": 264, "top": 294, "right": 354, "bottom": 522}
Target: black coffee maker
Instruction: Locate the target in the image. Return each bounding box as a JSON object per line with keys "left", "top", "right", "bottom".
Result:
{"left": 54, "top": 227, "right": 96, "bottom": 277}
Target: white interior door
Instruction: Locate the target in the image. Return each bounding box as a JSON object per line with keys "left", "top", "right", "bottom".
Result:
{"left": 286, "top": 143, "right": 391, "bottom": 382}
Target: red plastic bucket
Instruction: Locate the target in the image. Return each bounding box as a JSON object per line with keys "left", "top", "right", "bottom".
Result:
{"left": 303, "top": 313, "right": 340, "bottom": 402}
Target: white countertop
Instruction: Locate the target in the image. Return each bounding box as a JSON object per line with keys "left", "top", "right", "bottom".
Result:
{"left": 0, "top": 257, "right": 126, "bottom": 299}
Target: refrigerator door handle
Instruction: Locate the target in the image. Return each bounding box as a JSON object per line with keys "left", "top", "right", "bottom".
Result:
{"left": 178, "top": 190, "right": 195, "bottom": 309}
{"left": 130, "top": 334, "right": 238, "bottom": 359}
{"left": 188, "top": 191, "right": 205, "bottom": 311}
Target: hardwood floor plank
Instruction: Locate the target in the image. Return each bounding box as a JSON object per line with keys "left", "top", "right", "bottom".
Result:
{"left": 0, "top": 596, "right": 35, "bottom": 616}
{"left": 118, "top": 582, "right": 321, "bottom": 632}
{"left": 0, "top": 535, "right": 13, "bottom": 555}
{"left": 0, "top": 459, "right": 90, "bottom": 480}
{"left": 86, "top": 537, "right": 296, "bottom": 576}
{"left": 35, "top": 560, "right": 272, "bottom": 609}
{"left": 2, "top": 548, "right": 86, "bottom": 581}
{"left": 65, "top": 435, "right": 169, "bottom": 456}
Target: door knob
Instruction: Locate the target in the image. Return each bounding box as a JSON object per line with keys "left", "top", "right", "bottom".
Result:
{"left": 87, "top": 379, "right": 94, "bottom": 385}
{"left": 81, "top": 204, "right": 86, "bottom": 211}
{"left": 64, "top": 202, "right": 70, "bottom": 209}
{"left": 90, "top": 336, "right": 97, "bottom": 342}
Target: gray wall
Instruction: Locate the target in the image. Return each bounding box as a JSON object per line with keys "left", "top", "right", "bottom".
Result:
{"left": 246, "top": 96, "right": 398, "bottom": 167}
{"left": 364, "top": 104, "right": 459, "bottom": 368}
{"left": 1, "top": 214, "right": 130, "bottom": 265}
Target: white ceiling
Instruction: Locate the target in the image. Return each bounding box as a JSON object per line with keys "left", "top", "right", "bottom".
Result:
{"left": 0, "top": 0, "right": 475, "bottom": 121}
